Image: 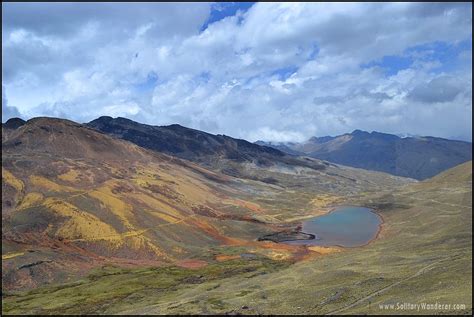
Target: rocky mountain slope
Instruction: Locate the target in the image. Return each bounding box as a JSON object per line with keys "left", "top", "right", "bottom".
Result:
{"left": 86, "top": 116, "right": 328, "bottom": 179}
{"left": 257, "top": 130, "right": 472, "bottom": 180}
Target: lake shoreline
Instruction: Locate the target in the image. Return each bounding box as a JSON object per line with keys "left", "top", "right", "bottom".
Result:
{"left": 257, "top": 229, "right": 317, "bottom": 243}
{"left": 277, "top": 205, "right": 384, "bottom": 248}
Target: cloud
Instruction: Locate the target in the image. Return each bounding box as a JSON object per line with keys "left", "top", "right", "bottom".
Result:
{"left": 407, "top": 76, "right": 464, "bottom": 103}
{"left": 2, "top": 3, "right": 211, "bottom": 39}
{"left": 2, "top": 3, "right": 472, "bottom": 141}
{"left": 247, "top": 127, "right": 306, "bottom": 143}
{"left": 2, "top": 86, "right": 22, "bottom": 122}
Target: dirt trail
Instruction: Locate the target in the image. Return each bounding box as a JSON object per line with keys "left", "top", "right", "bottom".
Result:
{"left": 326, "top": 257, "right": 452, "bottom": 315}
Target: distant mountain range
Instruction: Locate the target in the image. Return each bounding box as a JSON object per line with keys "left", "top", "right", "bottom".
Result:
{"left": 256, "top": 130, "right": 472, "bottom": 180}
{"left": 4, "top": 116, "right": 471, "bottom": 180}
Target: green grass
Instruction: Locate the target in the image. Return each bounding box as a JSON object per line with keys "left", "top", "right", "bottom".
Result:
{"left": 2, "top": 257, "right": 290, "bottom": 315}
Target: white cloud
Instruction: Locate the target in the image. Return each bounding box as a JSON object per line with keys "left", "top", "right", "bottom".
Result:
{"left": 103, "top": 102, "right": 141, "bottom": 117}
{"left": 2, "top": 2, "right": 472, "bottom": 141}
{"left": 2, "top": 85, "right": 22, "bottom": 122}
{"left": 247, "top": 127, "right": 306, "bottom": 143}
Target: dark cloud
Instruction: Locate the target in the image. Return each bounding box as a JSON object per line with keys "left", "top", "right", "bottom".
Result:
{"left": 409, "top": 2, "right": 472, "bottom": 18}
{"left": 408, "top": 76, "right": 463, "bottom": 103}
{"left": 2, "top": 3, "right": 210, "bottom": 38}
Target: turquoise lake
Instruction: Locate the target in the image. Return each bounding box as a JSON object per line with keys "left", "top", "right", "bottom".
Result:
{"left": 285, "top": 206, "right": 382, "bottom": 247}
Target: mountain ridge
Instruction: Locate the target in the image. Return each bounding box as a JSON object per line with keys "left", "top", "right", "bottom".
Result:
{"left": 86, "top": 116, "right": 330, "bottom": 179}
{"left": 256, "top": 129, "right": 472, "bottom": 180}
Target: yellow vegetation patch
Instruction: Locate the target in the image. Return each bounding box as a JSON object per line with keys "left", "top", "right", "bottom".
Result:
{"left": 155, "top": 170, "right": 218, "bottom": 205}
{"left": 222, "top": 199, "right": 264, "bottom": 214}
{"left": 53, "top": 208, "right": 169, "bottom": 259}
{"left": 120, "top": 229, "right": 149, "bottom": 238}
{"left": 132, "top": 164, "right": 220, "bottom": 209}
{"left": 310, "top": 194, "right": 341, "bottom": 208}
{"left": 251, "top": 214, "right": 280, "bottom": 223}
{"left": 2, "top": 168, "right": 24, "bottom": 193}
{"left": 2, "top": 252, "right": 25, "bottom": 260}
{"left": 43, "top": 198, "right": 120, "bottom": 241}
{"left": 88, "top": 183, "right": 135, "bottom": 230}
{"left": 132, "top": 166, "right": 164, "bottom": 185}
{"left": 266, "top": 250, "right": 292, "bottom": 261}
{"left": 128, "top": 192, "right": 183, "bottom": 219}
{"left": 172, "top": 246, "right": 185, "bottom": 254}
{"left": 125, "top": 235, "right": 168, "bottom": 259}
{"left": 29, "top": 175, "right": 76, "bottom": 192}
{"left": 220, "top": 198, "right": 281, "bottom": 222}
{"left": 132, "top": 177, "right": 148, "bottom": 188}
{"left": 103, "top": 225, "right": 169, "bottom": 259}
{"left": 17, "top": 192, "right": 44, "bottom": 210}
{"left": 285, "top": 213, "right": 327, "bottom": 222}
{"left": 307, "top": 246, "right": 342, "bottom": 255}
{"left": 148, "top": 211, "right": 181, "bottom": 224}
{"left": 175, "top": 180, "right": 214, "bottom": 204}
{"left": 57, "top": 169, "right": 81, "bottom": 183}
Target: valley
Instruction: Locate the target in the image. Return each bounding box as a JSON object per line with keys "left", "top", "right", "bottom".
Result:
{"left": 3, "top": 3, "right": 472, "bottom": 315}
{"left": 1, "top": 117, "right": 472, "bottom": 315}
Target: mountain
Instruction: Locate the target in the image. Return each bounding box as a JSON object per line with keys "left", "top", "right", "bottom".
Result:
{"left": 3, "top": 115, "right": 471, "bottom": 314}
{"left": 86, "top": 116, "right": 331, "bottom": 180}
{"left": 257, "top": 130, "right": 472, "bottom": 180}
{"left": 87, "top": 116, "right": 284, "bottom": 162}
{"left": 2, "top": 117, "right": 26, "bottom": 130}
{"left": 2, "top": 117, "right": 413, "bottom": 292}
{"left": 1, "top": 117, "right": 269, "bottom": 290}
{"left": 2, "top": 117, "right": 26, "bottom": 143}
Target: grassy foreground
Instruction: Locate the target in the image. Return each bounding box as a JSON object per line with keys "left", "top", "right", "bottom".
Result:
{"left": 2, "top": 256, "right": 289, "bottom": 315}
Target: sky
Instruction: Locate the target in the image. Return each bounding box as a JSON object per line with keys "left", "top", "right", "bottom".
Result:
{"left": 2, "top": 2, "right": 472, "bottom": 142}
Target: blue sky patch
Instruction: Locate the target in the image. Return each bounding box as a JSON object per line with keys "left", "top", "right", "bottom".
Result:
{"left": 307, "top": 43, "right": 320, "bottom": 61}
{"left": 271, "top": 66, "right": 299, "bottom": 80}
{"left": 201, "top": 2, "right": 255, "bottom": 31}
{"left": 362, "top": 39, "right": 472, "bottom": 76}
{"left": 134, "top": 72, "right": 159, "bottom": 93}
{"left": 198, "top": 71, "right": 211, "bottom": 83}
{"left": 407, "top": 39, "right": 472, "bottom": 73}
{"left": 362, "top": 54, "right": 413, "bottom": 76}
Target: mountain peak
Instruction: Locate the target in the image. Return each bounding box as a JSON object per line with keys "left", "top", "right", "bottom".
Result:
{"left": 3, "top": 117, "right": 150, "bottom": 161}
{"left": 97, "top": 115, "right": 114, "bottom": 121}
{"left": 3, "top": 117, "right": 26, "bottom": 129}
{"left": 89, "top": 116, "right": 114, "bottom": 124}
{"left": 165, "top": 123, "right": 185, "bottom": 129}
{"left": 351, "top": 129, "right": 369, "bottom": 136}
